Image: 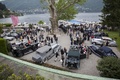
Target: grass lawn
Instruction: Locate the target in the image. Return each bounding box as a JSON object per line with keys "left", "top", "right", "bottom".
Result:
{"left": 104, "top": 30, "right": 120, "bottom": 51}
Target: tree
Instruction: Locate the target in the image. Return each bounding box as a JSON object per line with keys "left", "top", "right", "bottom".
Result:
{"left": 97, "top": 57, "right": 120, "bottom": 79}
{"left": 38, "top": 20, "right": 44, "bottom": 25}
{"left": 40, "top": 0, "right": 86, "bottom": 33}
{"left": 101, "top": 0, "right": 120, "bottom": 31}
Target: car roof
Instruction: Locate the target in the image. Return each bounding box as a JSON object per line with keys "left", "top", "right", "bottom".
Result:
{"left": 92, "top": 38, "right": 102, "bottom": 40}
{"left": 50, "top": 43, "right": 58, "bottom": 49}
{"left": 68, "top": 50, "right": 80, "bottom": 57}
{"left": 36, "top": 45, "right": 51, "bottom": 53}
{"left": 99, "top": 46, "right": 112, "bottom": 53}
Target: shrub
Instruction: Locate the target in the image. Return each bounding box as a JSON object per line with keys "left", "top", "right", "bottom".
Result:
{"left": 38, "top": 20, "right": 44, "bottom": 25}
{"left": 8, "top": 73, "right": 45, "bottom": 80}
{"left": 0, "top": 64, "right": 45, "bottom": 80}
{"left": 0, "top": 24, "right": 3, "bottom": 34}
{"left": 97, "top": 57, "right": 120, "bottom": 79}
{"left": 3, "top": 23, "right": 12, "bottom": 27}
{"left": 0, "top": 64, "right": 13, "bottom": 80}
{"left": 0, "top": 38, "right": 8, "bottom": 54}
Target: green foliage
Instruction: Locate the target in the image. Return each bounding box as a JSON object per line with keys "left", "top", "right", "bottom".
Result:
{"left": 0, "top": 64, "right": 14, "bottom": 80}
{"left": 97, "top": 57, "right": 120, "bottom": 79}
{"left": 56, "top": 0, "right": 86, "bottom": 20}
{"left": 0, "top": 38, "right": 8, "bottom": 55}
{"left": 0, "top": 24, "right": 3, "bottom": 34}
{"left": 8, "top": 73, "right": 45, "bottom": 80}
{"left": 3, "top": 23, "right": 12, "bottom": 27}
{"left": 38, "top": 20, "right": 44, "bottom": 24}
{"left": 0, "top": 64, "right": 45, "bottom": 80}
{"left": 101, "top": 0, "right": 120, "bottom": 29}
{"left": 29, "top": 24, "right": 33, "bottom": 29}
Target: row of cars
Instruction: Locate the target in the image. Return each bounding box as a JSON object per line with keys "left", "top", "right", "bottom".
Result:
{"left": 9, "top": 41, "right": 61, "bottom": 64}
{"left": 91, "top": 32, "right": 117, "bottom": 47}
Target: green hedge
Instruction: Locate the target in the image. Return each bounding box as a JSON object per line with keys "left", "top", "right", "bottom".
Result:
{"left": 0, "top": 38, "right": 8, "bottom": 55}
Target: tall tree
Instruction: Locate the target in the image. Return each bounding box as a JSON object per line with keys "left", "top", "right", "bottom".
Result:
{"left": 40, "top": 0, "right": 86, "bottom": 33}
{"left": 101, "top": 0, "right": 120, "bottom": 30}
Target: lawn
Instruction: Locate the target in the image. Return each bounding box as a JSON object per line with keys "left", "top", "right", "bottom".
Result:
{"left": 104, "top": 30, "right": 120, "bottom": 51}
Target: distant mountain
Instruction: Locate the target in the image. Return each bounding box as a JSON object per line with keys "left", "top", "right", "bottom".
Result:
{"left": 1, "top": 0, "right": 103, "bottom": 14}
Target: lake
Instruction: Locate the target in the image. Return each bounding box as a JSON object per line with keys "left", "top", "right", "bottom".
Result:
{"left": 0, "top": 13, "right": 101, "bottom": 24}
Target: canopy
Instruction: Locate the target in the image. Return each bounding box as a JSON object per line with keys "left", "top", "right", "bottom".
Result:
{"left": 68, "top": 20, "right": 81, "bottom": 25}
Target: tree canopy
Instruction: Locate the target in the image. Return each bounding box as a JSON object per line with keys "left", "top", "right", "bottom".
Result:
{"left": 101, "top": 0, "right": 120, "bottom": 30}
{"left": 40, "top": 0, "right": 86, "bottom": 33}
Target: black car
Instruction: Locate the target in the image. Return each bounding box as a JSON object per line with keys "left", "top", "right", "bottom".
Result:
{"left": 65, "top": 46, "right": 80, "bottom": 69}
{"left": 83, "top": 28, "right": 93, "bottom": 34}
{"left": 88, "top": 45, "right": 118, "bottom": 58}
{"left": 11, "top": 42, "right": 38, "bottom": 57}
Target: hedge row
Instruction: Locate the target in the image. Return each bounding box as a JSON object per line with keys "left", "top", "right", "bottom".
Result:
{"left": 0, "top": 38, "right": 8, "bottom": 55}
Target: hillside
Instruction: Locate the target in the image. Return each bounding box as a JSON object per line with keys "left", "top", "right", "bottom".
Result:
{"left": 1, "top": 0, "right": 103, "bottom": 14}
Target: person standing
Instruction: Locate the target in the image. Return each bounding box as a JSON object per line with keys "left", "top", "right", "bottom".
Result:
{"left": 54, "top": 52, "right": 59, "bottom": 62}
{"left": 61, "top": 55, "right": 64, "bottom": 66}
{"left": 61, "top": 49, "right": 64, "bottom": 56}
{"left": 64, "top": 47, "right": 67, "bottom": 56}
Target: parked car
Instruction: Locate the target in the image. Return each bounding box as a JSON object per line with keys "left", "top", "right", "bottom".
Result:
{"left": 91, "top": 37, "right": 117, "bottom": 47}
{"left": 88, "top": 45, "right": 118, "bottom": 58}
{"left": 3, "top": 36, "right": 14, "bottom": 41}
{"left": 65, "top": 45, "right": 80, "bottom": 69}
{"left": 11, "top": 42, "right": 38, "bottom": 57}
{"left": 83, "top": 28, "right": 93, "bottom": 34}
{"left": 32, "top": 43, "right": 61, "bottom": 64}
{"left": 91, "top": 32, "right": 108, "bottom": 39}
{"left": 7, "top": 32, "right": 18, "bottom": 38}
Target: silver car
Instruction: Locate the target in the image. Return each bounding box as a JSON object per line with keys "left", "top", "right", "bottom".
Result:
{"left": 91, "top": 37, "right": 117, "bottom": 47}
{"left": 32, "top": 43, "right": 61, "bottom": 64}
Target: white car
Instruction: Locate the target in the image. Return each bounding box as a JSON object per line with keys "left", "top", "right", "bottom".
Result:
{"left": 91, "top": 37, "right": 117, "bottom": 47}
{"left": 3, "top": 36, "right": 14, "bottom": 41}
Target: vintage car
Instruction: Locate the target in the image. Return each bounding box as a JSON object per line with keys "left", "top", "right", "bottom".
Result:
{"left": 65, "top": 45, "right": 80, "bottom": 69}
{"left": 91, "top": 37, "right": 117, "bottom": 47}
{"left": 11, "top": 42, "right": 38, "bottom": 57}
{"left": 87, "top": 45, "right": 118, "bottom": 58}
{"left": 32, "top": 43, "right": 61, "bottom": 64}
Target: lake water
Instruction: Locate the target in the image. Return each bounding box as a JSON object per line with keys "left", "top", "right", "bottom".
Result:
{"left": 0, "top": 13, "right": 101, "bottom": 24}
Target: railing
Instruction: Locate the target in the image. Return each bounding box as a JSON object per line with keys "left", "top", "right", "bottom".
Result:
{"left": 0, "top": 53, "right": 116, "bottom": 80}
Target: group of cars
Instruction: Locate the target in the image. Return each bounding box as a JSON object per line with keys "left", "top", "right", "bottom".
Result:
{"left": 85, "top": 29, "right": 118, "bottom": 58}
{"left": 1, "top": 28, "right": 62, "bottom": 65}
{"left": 1, "top": 29, "right": 22, "bottom": 41}
{"left": 91, "top": 32, "right": 117, "bottom": 47}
